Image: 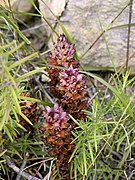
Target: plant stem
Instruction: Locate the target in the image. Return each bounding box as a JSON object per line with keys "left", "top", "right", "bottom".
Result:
{"left": 6, "top": 156, "right": 40, "bottom": 180}
{"left": 125, "top": 0, "right": 133, "bottom": 72}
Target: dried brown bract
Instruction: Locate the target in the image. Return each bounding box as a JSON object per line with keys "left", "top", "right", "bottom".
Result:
{"left": 40, "top": 104, "right": 73, "bottom": 179}
{"left": 19, "top": 92, "right": 38, "bottom": 131}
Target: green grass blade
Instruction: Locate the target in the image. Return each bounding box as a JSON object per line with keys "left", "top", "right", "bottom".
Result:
{"left": 94, "top": 127, "right": 98, "bottom": 152}
{"left": 69, "top": 114, "right": 80, "bottom": 126}
{"left": 0, "top": 149, "right": 7, "bottom": 157}
{"left": 10, "top": 86, "right": 21, "bottom": 113}
{"left": 0, "top": 40, "right": 16, "bottom": 50}
{"left": 87, "top": 141, "right": 94, "bottom": 166}
{"left": 2, "top": 42, "right": 25, "bottom": 56}
{"left": 110, "top": 23, "right": 135, "bottom": 30}
{"left": 4, "top": 126, "right": 13, "bottom": 142}
{"left": 30, "top": 0, "right": 58, "bottom": 36}
{"left": 2, "top": 62, "right": 18, "bottom": 89}
{"left": 69, "top": 141, "right": 81, "bottom": 163}
{"left": 82, "top": 143, "right": 87, "bottom": 176}
{"left": 17, "top": 31, "right": 31, "bottom": 44}
{"left": 16, "top": 67, "right": 46, "bottom": 81}
{"left": 97, "top": 13, "right": 116, "bottom": 73}
{"left": 18, "top": 96, "right": 53, "bottom": 107}
{"left": 8, "top": 52, "right": 38, "bottom": 70}
{"left": 0, "top": 116, "right": 6, "bottom": 131}
{"left": 12, "top": 11, "right": 41, "bottom": 17}
{"left": 80, "top": 71, "right": 133, "bottom": 117}
{"left": 18, "top": 112, "right": 33, "bottom": 126}
{"left": 11, "top": 147, "right": 23, "bottom": 159}
{"left": 1, "top": 12, "right": 30, "bottom": 44}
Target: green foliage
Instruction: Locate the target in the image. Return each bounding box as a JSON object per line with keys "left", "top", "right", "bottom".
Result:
{"left": 70, "top": 72, "right": 135, "bottom": 179}
{"left": 0, "top": 12, "right": 51, "bottom": 177}
{"left": 0, "top": 1, "right": 135, "bottom": 179}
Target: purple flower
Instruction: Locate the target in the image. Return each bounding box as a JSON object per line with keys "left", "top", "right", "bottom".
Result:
{"left": 77, "top": 74, "right": 83, "bottom": 81}
{"left": 56, "top": 65, "right": 85, "bottom": 101}
{"left": 68, "top": 65, "right": 75, "bottom": 75}
{"left": 51, "top": 34, "right": 78, "bottom": 67}
{"left": 41, "top": 103, "right": 70, "bottom": 132}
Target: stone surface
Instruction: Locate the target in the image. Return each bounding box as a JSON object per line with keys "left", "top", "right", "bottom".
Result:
{"left": 13, "top": 0, "right": 34, "bottom": 22}
{"left": 39, "top": 0, "right": 135, "bottom": 75}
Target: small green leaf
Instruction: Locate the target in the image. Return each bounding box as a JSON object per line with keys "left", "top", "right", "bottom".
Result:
{"left": 69, "top": 114, "right": 80, "bottom": 126}
{"left": 11, "top": 147, "right": 23, "bottom": 159}
{"left": 0, "top": 149, "right": 7, "bottom": 157}
{"left": 19, "top": 112, "right": 33, "bottom": 126}
{"left": 69, "top": 141, "right": 81, "bottom": 163}
{"left": 87, "top": 141, "right": 94, "bottom": 166}
{"left": 82, "top": 144, "right": 87, "bottom": 176}
{"left": 10, "top": 86, "right": 21, "bottom": 113}
{"left": 4, "top": 126, "right": 13, "bottom": 142}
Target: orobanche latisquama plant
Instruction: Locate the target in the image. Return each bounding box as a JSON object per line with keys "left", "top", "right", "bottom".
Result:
{"left": 19, "top": 92, "right": 38, "bottom": 131}
{"left": 41, "top": 34, "right": 88, "bottom": 179}
{"left": 47, "top": 34, "right": 88, "bottom": 119}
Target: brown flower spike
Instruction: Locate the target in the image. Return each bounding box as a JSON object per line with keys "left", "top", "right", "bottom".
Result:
{"left": 47, "top": 34, "right": 88, "bottom": 119}
{"left": 41, "top": 34, "right": 88, "bottom": 179}
{"left": 47, "top": 34, "right": 79, "bottom": 97}
{"left": 57, "top": 65, "right": 88, "bottom": 119}
{"left": 41, "top": 104, "right": 73, "bottom": 179}
{"left": 19, "top": 92, "right": 38, "bottom": 131}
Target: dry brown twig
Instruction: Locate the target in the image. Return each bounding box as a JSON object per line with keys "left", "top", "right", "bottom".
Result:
{"left": 6, "top": 156, "right": 40, "bottom": 180}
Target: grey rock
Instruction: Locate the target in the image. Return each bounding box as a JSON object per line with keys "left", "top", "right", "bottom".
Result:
{"left": 13, "top": 0, "right": 35, "bottom": 22}
{"left": 39, "top": 0, "right": 135, "bottom": 75}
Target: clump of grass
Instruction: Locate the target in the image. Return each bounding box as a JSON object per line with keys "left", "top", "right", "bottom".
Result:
{"left": 70, "top": 70, "right": 135, "bottom": 179}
